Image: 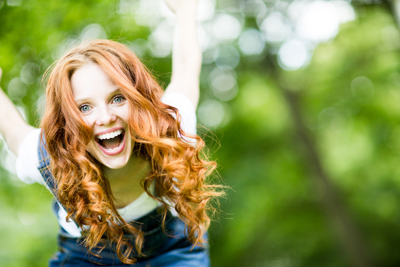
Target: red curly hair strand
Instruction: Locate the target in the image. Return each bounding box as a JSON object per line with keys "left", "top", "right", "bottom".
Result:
{"left": 40, "top": 39, "right": 224, "bottom": 264}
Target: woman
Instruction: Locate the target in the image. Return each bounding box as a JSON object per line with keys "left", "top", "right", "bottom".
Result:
{"left": 0, "top": 0, "right": 223, "bottom": 266}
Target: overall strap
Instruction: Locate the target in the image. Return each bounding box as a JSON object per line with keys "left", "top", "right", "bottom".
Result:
{"left": 37, "top": 132, "right": 79, "bottom": 229}
{"left": 37, "top": 133, "right": 57, "bottom": 194}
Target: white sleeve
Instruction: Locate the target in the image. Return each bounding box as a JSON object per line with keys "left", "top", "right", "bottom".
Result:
{"left": 161, "top": 93, "right": 197, "bottom": 136}
{"left": 15, "top": 128, "right": 45, "bottom": 185}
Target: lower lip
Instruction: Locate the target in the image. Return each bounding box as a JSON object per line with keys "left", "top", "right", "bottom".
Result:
{"left": 96, "top": 132, "right": 126, "bottom": 156}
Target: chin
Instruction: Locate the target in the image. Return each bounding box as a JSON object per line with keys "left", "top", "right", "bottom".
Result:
{"left": 101, "top": 156, "right": 131, "bottom": 169}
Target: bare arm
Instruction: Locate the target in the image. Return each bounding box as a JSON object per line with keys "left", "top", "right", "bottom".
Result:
{"left": 0, "top": 68, "right": 36, "bottom": 156}
{"left": 163, "top": 0, "right": 202, "bottom": 109}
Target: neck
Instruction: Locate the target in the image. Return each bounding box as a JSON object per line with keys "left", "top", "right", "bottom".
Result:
{"left": 102, "top": 152, "right": 151, "bottom": 208}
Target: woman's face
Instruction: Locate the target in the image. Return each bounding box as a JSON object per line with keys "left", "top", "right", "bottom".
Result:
{"left": 71, "top": 62, "right": 133, "bottom": 169}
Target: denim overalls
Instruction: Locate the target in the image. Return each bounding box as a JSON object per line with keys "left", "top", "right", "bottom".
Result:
{"left": 37, "top": 136, "right": 210, "bottom": 267}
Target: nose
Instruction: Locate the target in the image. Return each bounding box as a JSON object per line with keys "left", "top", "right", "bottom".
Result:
{"left": 95, "top": 106, "right": 117, "bottom": 126}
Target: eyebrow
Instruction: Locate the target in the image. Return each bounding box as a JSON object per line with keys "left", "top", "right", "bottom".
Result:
{"left": 74, "top": 88, "right": 122, "bottom": 104}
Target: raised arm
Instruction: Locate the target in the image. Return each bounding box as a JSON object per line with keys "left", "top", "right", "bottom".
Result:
{"left": 163, "top": 0, "right": 201, "bottom": 109}
{"left": 0, "top": 68, "right": 36, "bottom": 156}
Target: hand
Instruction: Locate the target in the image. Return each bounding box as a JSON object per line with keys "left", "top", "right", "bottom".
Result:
{"left": 162, "top": 0, "right": 197, "bottom": 15}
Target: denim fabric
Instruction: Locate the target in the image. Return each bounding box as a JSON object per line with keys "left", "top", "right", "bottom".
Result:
{"left": 49, "top": 208, "right": 210, "bottom": 267}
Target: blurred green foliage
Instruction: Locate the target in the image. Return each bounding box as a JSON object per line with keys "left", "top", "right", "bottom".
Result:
{"left": 1, "top": 0, "right": 400, "bottom": 266}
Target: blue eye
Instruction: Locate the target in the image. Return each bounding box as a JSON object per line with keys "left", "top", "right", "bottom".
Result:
{"left": 79, "top": 104, "right": 92, "bottom": 113}
{"left": 112, "top": 95, "right": 125, "bottom": 104}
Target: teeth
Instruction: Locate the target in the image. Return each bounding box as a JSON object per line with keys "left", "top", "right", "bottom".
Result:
{"left": 97, "top": 130, "right": 123, "bottom": 140}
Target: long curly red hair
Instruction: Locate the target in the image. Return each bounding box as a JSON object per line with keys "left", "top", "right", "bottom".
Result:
{"left": 40, "top": 39, "right": 224, "bottom": 264}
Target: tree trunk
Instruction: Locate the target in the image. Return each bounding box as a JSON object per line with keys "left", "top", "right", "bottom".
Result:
{"left": 265, "top": 56, "right": 374, "bottom": 267}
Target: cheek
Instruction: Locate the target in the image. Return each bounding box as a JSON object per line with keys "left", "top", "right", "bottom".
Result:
{"left": 118, "top": 106, "right": 130, "bottom": 122}
{"left": 82, "top": 115, "right": 95, "bottom": 127}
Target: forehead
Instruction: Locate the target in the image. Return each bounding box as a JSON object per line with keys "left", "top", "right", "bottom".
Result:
{"left": 71, "top": 62, "right": 118, "bottom": 101}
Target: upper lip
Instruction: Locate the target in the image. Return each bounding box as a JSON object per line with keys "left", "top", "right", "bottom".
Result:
{"left": 95, "top": 127, "right": 124, "bottom": 137}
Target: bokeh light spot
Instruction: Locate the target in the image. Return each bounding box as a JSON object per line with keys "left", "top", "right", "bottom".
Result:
{"left": 6, "top": 0, "right": 21, "bottom": 6}
{"left": 260, "top": 12, "right": 291, "bottom": 44}
{"left": 209, "top": 67, "right": 238, "bottom": 101}
{"left": 296, "top": 1, "right": 355, "bottom": 43}
{"left": 149, "top": 21, "right": 173, "bottom": 57}
{"left": 80, "top": 24, "right": 108, "bottom": 41}
{"left": 7, "top": 78, "right": 26, "bottom": 99}
{"left": 238, "top": 28, "right": 265, "bottom": 56}
{"left": 20, "top": 63, "right": 40, "bottom": 85}
{"left": 198, "top": 24, "right": 213, "bottom": 52}
{"left": 198, "top": 100, "right": 225, "bottom": 127}
{"left": 212, "top": 14, "right": 242, "bottom": 42}
{"left": 197, "top": 0, "right": 215, "bottom": 21}
{"left": 278, "top": 40, "right": 311, "bottom": 70}
{"left": 214, "top": 45, "right": 240, "bottom": 69}
{"left": 131, "top": 0, "right": 163, "bottom": 27}
{"left": 117, "top": 0, "right": 136, "bottom": 15}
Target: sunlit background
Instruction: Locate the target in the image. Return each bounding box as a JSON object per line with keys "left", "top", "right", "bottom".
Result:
{"left": 1, "top": 0, "right": 400, "bottom": 266}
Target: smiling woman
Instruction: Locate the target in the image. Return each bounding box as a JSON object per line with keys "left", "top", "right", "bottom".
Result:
{"left": 70, "top": 61, "right": 133, "bottom": 170}
{"left": 0, "top": 0, "right": 224, "bottom": 266}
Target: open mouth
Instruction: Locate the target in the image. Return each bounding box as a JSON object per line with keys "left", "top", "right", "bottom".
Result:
{"left": 95, "top": 129, "right": 125, "bottom": 151}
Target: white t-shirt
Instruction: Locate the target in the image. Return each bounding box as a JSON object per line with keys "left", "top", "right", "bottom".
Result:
{"left": 15, "top": 93, "right": 196, "bottom": 237}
